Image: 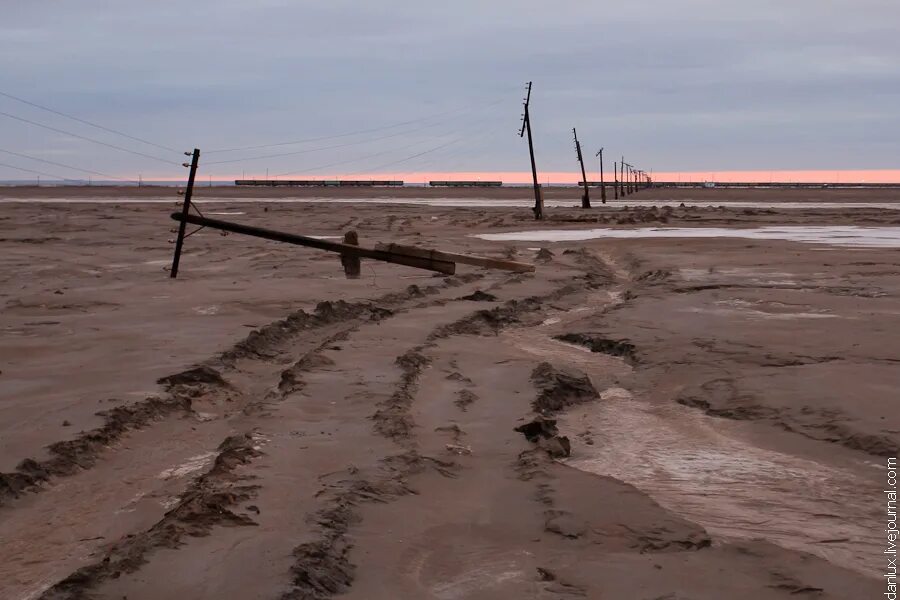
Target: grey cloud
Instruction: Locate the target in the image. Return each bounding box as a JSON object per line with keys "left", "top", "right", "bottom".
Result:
{"left": 1, "top": 0, "right": 898, "bottom": 178}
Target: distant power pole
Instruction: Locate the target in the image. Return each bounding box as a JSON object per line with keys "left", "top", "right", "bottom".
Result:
{"left": 595, "top": 147, "right": 606, "bottom": 204}
{"left": 573, "top": 128, "right": 590, "bottom": 209}
{"left": 519, "top": 81, "right": 543, "bottom": 220}
{"left": 613, "top": 161, "right": 619, "bottom": 200}
{"left": 620, "top": 159, "right": 626, "bottom": 197}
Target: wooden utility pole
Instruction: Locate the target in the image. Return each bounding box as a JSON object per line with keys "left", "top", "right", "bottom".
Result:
{"left": 620, "top": 159, "right": 627, "bottom": 197}
{"left": 519, "top": 82, "right": 543, "bottom": 220}
{"left": 170, "top": 148, "right": 200, "bottom": 279}
{"left": 573, "top": 128, "right": 590, "bottom": 209}
{"left": 613, "top": 161, "right": 619, "bottom": 200}
{"left": 595, "top": 147, "right": 606, "bottom": 204}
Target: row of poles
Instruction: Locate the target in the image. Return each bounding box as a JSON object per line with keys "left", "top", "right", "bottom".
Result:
{"left": 520, "top": 82, "right": 652, "bottom": 220}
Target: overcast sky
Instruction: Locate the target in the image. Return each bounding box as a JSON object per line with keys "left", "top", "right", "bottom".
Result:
{"left": 1, "top": 0, "right": 898, "bottom": 180}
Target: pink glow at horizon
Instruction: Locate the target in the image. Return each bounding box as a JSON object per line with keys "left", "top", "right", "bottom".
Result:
{"left": 329, "top": 170, "right": 900, "bottom": 184}
{"left": 142, "top": 169, "right": 900, "bottom": 183}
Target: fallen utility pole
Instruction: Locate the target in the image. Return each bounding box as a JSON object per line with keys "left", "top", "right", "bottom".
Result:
{"left": 573, "top": 128, "right": 590, "bottom": 209}
{"left": 519, "top": 81, "right": 543, "bottom": 220}
{"left": 170, "top": 213, "right": 456, "bottom": 275}
{"left": 374, "top": 243, "right": 535, "bottom": 273}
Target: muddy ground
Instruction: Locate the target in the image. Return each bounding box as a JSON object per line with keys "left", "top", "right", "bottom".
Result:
{"left": 0, "top": 187, "right": 896, "bottom": 599}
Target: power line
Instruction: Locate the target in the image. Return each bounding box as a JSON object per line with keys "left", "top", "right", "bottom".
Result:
{"left": 0, "top": 160, "right": 80, "bottom": 181}
{"left": 0, "top": 148, "right": 139, "bottom": 183}
{"left": 271, "top": 135, "right": 448, "bottom": 178}
{"left": 349, "top": 137, "right": 465, "bottom": 176}
{"left": 204, "top": 108, "right": 460, "bottom": 154}
{"left": 206, "top": 97, "right": 508, "bottom": 166}
{"left": 204, "top": 95, "right": 511, "bottom": 154}
{"left": 271, "top": 109, "right": 504, "bottom": 179}
{"left": 0, "top": 110, "right": 177, "bottom": 165}
{"left": 0, "top": 90, "right": 178, "bottom": 152}
{"left": 207, "top": 127, "right": 423, "bottom": 166}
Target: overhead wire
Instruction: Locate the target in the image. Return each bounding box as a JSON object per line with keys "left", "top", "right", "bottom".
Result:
{"left": 0, "top": 148, "right": 139, "bottom": 183}
{"left": 205, "top": 97, "right": 509, "bottom": 166}
{"left": 0, "top": 160, "right": 80, "bottom": 181}
{"left": 342, "top": 112, "right": 512, "bottom": 178}
{"left": 203, "top": 92, "right": 515, "bottom": 154}
{"left": 0, "top": 110, "right": 178, "bottom": 165}
{"left": 0, "top": 90, "right": 178, "bottom": 153}
{"left": 270, "top": 108, "right": 505, "bottom": 179}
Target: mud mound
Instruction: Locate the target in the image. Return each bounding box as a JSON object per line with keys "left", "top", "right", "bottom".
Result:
{"left": 157, "top": 365, "right": 231, "bottom": 389}
{"left": 454, "top": 389, "right": 478, "bottom": 411}
{"left": 535, "top": 248, "right": 554, "bottom": 262}
{"left": 515, "top": 416, "right": 571, "bottom": 458}
{"left": 555, "top": 333, "right": 639, "bottom": 365}
{"left": 0, "top": 395, "right": 191, "bottom": 505}
{"left": 530, "top": 363, "right": 599, "bottom": 414}
{"left": 459, "top": 290, "right": 498, "bottom": 302}
{"left": 636, "top": 269, "right": 672, "bottom": 282}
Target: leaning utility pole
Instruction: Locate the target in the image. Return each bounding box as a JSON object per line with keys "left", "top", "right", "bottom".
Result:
{"left": 170, "top": 148, "right": 200, "bottom": 279}
{"left": 519, "top": 81, "right": 543, "bottom": 220}
{"left": 573, "top": 128, "right": 590, "bottom": 209}
{"left": 595, "top": 147, "right": 606, "bottom": 204}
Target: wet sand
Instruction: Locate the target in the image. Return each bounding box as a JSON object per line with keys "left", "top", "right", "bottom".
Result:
{"left": 0, "top": 187, "right": 896, "bottom": 599}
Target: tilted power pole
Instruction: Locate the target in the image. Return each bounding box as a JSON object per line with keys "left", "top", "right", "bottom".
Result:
{"left": 170, "top": 148, "right": 200, "bottom": 278}
{"left": 519, "top": 82, "right": 543, "bottom": 220}
{"left": 573, "top": 128, "right": 590, "bottom": 209}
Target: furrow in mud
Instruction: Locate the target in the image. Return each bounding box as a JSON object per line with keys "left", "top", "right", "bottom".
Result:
{"left": 280, "top": 274, "right": 605, "bottom": 599}
{"left": 0, "top": 276, "right": 482, "bottom": 507}
{"left": 31, "top": 273, "right": 518, "bottom": 599}
{"left": 40, "top": 433, "right": 261, "bottom": 600}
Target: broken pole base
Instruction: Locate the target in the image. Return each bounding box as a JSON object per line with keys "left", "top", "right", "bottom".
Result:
{"left": 341, "top": 231, "right": 361, "bottom": 279}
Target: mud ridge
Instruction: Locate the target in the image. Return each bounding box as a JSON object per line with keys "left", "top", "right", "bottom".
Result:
{"left": 220, "top": 276, "right": 482, "bottom": 365}
{"left": 41, "top": 433, "right": 262, "bottom": 600}
{"left": 677, "top": 379, "right": 900, "bottom": 457}
{"left": 0, "top": 394, "right": 193, "bottom": 506}
{"left": 372, "top": 348, "right": 430, "bottom": 443}
{"left": 428, "top": 283, "right": 588, "bottom": 341}
{"left": 0, "top": 277, "right": 484, "bottom": 507}
{"left": 554, "top": 333, "right": 639, "bottom": 365}
{"left": 282, "top": 451, "right": 457, "bottom": 600}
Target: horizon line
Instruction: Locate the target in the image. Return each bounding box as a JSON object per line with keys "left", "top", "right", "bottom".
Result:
{"left": 4, "top": 169, "right": 900, "bottom": 184}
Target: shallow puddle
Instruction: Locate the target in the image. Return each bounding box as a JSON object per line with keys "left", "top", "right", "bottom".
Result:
{"left": 477, "top": 225, "right": 900, "bottom": 248}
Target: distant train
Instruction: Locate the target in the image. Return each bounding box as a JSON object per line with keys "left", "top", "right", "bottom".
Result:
{"left": 234, "top": 180, "right": 404, "bottom": 187}
{"left": 428, "top": 181, "right": 502, "bottom": 187}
